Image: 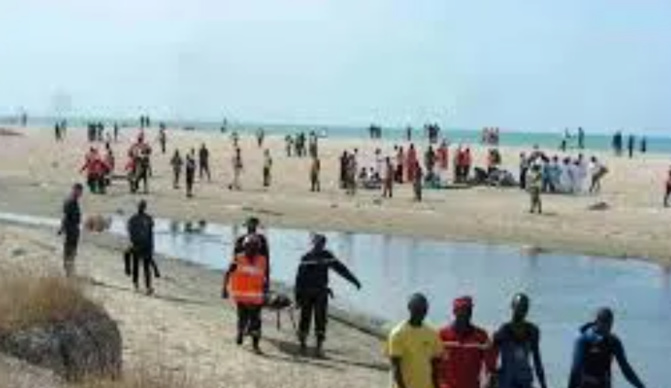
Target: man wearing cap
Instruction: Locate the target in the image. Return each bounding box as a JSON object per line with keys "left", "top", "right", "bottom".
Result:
{"left": 294, "top": 234, "right": 361, "bottom": 356}
{"left": 438, "top": 296, "right": 496, "bottom": 388}
{"left": 387, "top": 293, "right": 443, "bottom": 388}
{"left": 223, "top": 234, "right": 269, "bottom": 353}
{"left": 58, "top": 183, "right": 84, "bottom": 277}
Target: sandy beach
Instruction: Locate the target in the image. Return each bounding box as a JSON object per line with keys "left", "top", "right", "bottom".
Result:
{"left": 1, "top": 126, "right": 670, "bottom": 265}
{"left": 0, "top": 222, "right": 388, "bottom": 388}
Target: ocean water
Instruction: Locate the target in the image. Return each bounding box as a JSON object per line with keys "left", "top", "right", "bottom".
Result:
{"left": 4, "top": 115, "right": 671, "bottom": 154}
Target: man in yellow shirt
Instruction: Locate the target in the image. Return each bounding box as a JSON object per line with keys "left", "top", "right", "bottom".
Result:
{"left": 387, "top": 293, "right": 443, "bottom": 388}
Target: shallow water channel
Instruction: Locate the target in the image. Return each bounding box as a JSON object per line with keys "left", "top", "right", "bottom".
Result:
{"left": 1, "top": 212, "right": 669, "bottom": 387}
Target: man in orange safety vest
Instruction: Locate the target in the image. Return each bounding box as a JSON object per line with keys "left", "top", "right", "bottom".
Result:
{"left": 223, "top": 234, "right": 269, "bottom": 353}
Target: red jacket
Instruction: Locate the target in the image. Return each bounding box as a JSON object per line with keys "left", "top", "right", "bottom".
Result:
{"left": 81, "top": 153, "right": 105, "bottom": 176}
{"left": 439, "top": 324, "right": 496, "bottom": 388}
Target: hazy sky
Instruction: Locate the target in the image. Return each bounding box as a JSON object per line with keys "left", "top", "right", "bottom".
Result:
{"left": 1, "top": 0, "right": 670, "bottom": 131}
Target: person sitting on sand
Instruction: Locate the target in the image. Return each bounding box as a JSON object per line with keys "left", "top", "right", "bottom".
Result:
{"left": 387, "top": 293, "right": 443, "bottom": 388}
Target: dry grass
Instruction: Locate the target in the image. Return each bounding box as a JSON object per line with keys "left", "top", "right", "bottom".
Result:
{"left": 0, "top": 273, "right": 96, "bottom": 333}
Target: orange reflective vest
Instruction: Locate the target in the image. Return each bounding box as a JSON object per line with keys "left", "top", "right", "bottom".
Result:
{"left": 227, "top": 254, "right": 267, "bottom": 305}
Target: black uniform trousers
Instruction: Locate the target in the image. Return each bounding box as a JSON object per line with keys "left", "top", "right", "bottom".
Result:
{"left": 237, "top": 303, "right": 262, "bottom": 338}
{"left": 297, "top": 289, "right": 329, "bottom": 341}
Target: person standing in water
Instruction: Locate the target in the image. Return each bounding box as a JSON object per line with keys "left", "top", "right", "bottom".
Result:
{"left": 185, "top": 149, "right": 196, "bottom": 198}
{"left": 294, "top": 234, "right": 361, "bottom": 356}
{"left": 262, "top": 149, "right": 272, "bottom": 187}
{"left": 198, "top": 143, "right": 211, "bottom": 182}
{"left": 59, "top": 183, "right": 84, "bottom": 277}
{"left": 627, "top": 135, "right": 635, "bottom": 159}
{"left": 170, "top": 150, "right": 183, "bottom": 189}
{"left": 388, "top": 293, "right": 443, "bottom": 388}
{"left": 493, "top": 293, "right": 548, "bottom": 388}
{"left": 568, "top": 308, "right": 646, "bottom": 388}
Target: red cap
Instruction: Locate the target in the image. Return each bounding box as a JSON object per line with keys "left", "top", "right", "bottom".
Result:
{"left": 453, "top": 296, "right": 473, "bottom": 313}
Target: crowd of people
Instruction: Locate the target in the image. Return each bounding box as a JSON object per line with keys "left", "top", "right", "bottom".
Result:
{"left": 57, "top": 181, "right": 648, "bottom": 388}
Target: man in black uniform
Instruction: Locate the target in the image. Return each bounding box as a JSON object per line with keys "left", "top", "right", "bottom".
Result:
{"left": 199, "top": 143, "right": 211, "bottom": 181}
{"left": 59, "top": 183, "right": 84, "bottom": 277}
{"left": 295, "top": 234, "right": 361, "bottom": 356}
{"left": 127, "top": 200, "right": 159, "bottom": 295}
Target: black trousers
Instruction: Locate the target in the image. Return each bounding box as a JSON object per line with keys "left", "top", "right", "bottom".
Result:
{"left": 297, "top": 290, "right": 328, "bottom": 341}
{"left": 186, "top": 173, "right": 194, "bottom": 197}
{"left": 128, "top": 247, "right": 160, "bottom": 290}
{"left": 310, "top": 173, "right": 320, "bottom": 192}
{"left": 199, "top": 163, "right": 210, "bottom": 181}
{"left": 237, "top": 303, "right": 262, "bottom": 338}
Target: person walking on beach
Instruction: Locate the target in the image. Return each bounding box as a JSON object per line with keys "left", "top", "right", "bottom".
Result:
{"left": 256, "top": 128, "right": 265, "bottom": 148}
{"left": 295, "top": 234, "right": 361, "bottom": 356}
{"left": 223, "top": 234, "right": 269, "bottom": 353}
{"left": 438, "top": 296, "right": 496, "bottom": 388}
{"left": 387, "top": 293, "right": 443, "bottom": 388}
{"left": 396, "top": 146, "right": 405, "bottom": 184}
{"left": 230, "top": 147, "right": 243, "bottom": 190}
{"left": 413, "top": 161, "right": 424, "bottom": 202}
{"left": 519, "top": 153, "right": 529, "bottom": 189}
{"left": 263, "top": 149, "right": 273, "bottom": 187}
{"left": 383, "top": 157, "right": 394, "bottom": 198}
{"left": 285, "top": 135, "right": 294, "bottom": 157}
{"left": 528, "top": 164, "right": 543, "bottom": 214}
{"left": 158, "top": 127, "right": 167, "bottom": 154}
{"left": 170, "top": 150, "right": 183, "bottom": 189}
{"left": 640, "top": 137, "right": 647, "bottom": 154}
{"left": 664, "top": 167, "right": 671, "bottom": 207}
{"left": 493, "top": 293, "right": 548, "bottom": 388}
{"left": 59, "top": 183, "right": 83, "bottom": 277}
{"left": 589, "top": 157, "right": 608, "bottom": 194}
{"left": 198, "top": 143, "right": 211, "bottom": 182}
{"left": 127, "top": 200, "right": 159, "bottom": 295}
{"left": 310, "top": 155, "right": 321, "bottom": 192}
{"left": 568, "top": 308, "right": 646, "bottom": 388}
{"left": 407, "top": 144, "right": 417, "bottom": 183}
{"left": 113, "top": 123, "right": 119, "bottom": 142}
{"left": 627, "top": 135, "right": 635, "bottom": 159}
{"left": 185, "top": 149, "right": 196, "bottom": 198}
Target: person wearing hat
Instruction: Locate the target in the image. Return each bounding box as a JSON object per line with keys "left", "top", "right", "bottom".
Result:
{"left": 438, "top": 296, "right": 496, "bottom": 388}
{"left": 58, "top": 183, "right": 84, "bottom": 277}
{"left": 492, "top": 293, "right": 547, "bottom": 388}
{"left": 568, "top": 308, "right": 645, "bottom": 388}
{"left": 294, "top": 234, "right": 361, "bottom": 356}
{"left": 387, "top": 293, "right": 443, "bottom": 388}
{"left": 127, "top": 199, "right": 159, "bottom": 295}
{"left": 223, "top": 234, "right": 269, "bottom": 353}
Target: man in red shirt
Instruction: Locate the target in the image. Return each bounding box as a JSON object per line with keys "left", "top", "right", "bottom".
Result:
{"left": 439, "top": 296, "right": 496, "bottom": 388}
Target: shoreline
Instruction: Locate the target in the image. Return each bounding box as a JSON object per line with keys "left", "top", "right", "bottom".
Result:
{"left": 1, "top": 127, "right": 670, "bottom": 268}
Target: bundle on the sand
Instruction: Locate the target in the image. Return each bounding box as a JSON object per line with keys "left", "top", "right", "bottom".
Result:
{"left": 0, "top": 128, "right": 22, "bottom": 137}
{"left": 84, "top": 215, "right": 111, "bottom": 233}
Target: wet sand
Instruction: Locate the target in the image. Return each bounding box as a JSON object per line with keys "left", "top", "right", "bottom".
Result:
{"left": 0, "top": 126, "right": 670, "bottom": 265}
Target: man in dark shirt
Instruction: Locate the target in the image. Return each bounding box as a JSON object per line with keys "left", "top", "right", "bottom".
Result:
{"left": 127, "top": 200, "right": 159, "bottom": 295}
{"left": 294, "top": 234, "right": 361, "bottom": 356}
{"left": 185, "top": 149, "right": 196, "bottom": 198}
{"left": 233, "top": 217, "right": 269, "bottom": 258}
{"left": 59, "top": 183, "right": 83, "bottom": 277}
{"left": 199, "top": 143, "right": 211, "bottom": 182}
